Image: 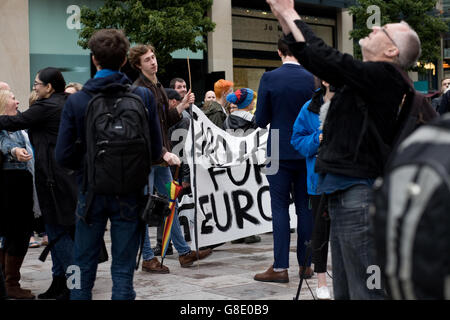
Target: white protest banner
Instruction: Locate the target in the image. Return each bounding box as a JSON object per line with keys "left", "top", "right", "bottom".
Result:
{"left": 180, "top": 105, "right": 297, "bottom": 248}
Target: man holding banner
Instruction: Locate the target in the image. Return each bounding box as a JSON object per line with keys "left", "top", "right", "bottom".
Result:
{"left": 129, "top": 44, "right": 212, "bottom": 273}
{"left": 253, "top": 39, "right": 315, "bottom": 283}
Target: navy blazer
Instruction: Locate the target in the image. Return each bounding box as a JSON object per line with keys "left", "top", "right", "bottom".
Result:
{"left": 255, "top": 63, "right": 314, "bottom": 160}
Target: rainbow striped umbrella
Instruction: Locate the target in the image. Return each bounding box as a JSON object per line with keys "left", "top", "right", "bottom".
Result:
{"left": 160, "top": 179, "right": 183, "bottom": 266}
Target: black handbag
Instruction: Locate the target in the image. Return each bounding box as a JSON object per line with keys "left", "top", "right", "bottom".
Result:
{"left": 140, "top": 191, "right": 171, "bottom": 227}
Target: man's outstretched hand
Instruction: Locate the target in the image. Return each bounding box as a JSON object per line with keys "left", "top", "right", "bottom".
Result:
{"left": 266, "top": 0, "right": 295, "bottom": 18}
{"left": 267, "top": 0, "right": 305, "bottom": 42}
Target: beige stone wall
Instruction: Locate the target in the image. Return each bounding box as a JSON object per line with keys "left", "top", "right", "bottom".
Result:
{"left": 337, "top": 8, "right": 353, "bottom": 56}
{"left": 0, "top": 0, "right": 30, "bottom": 111}
{"left": 207, "top": 0, "right": 234, "bottom": 82}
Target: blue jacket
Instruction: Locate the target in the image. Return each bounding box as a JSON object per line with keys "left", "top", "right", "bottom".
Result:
{"left": 254, "top": 63, "right": 314, "bottom": 160}
{"left": 0, "top": 130, "right": 29, "bottom": 171}
{"left": 55, "top": 72, "right": 163, "bottom": 179}
{"left": 291, "top": 93, "right": 322, "bottom": 195}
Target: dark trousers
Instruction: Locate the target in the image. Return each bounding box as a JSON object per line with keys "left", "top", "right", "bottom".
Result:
{"left": 0, "top": 170, "right": 34, "bottom": 257}
{"left": 309, "top": 195, "right": 330, "bottom": 273}
{"left": 71, "top": 192, "right": 143, "bottom": 300}
{"left": 328, "top": 184, "right": 385, "bottom": 299}
{"left": 266, "top": 160, "right": 313, "bottom": 269}
{"left": 45, "top": 223, "right": 74, "bottom": 277}
{"left": 32, "top": 216, "right": 46, "bottom": 236}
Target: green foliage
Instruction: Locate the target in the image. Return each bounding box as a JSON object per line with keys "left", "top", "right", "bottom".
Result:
{"left": 348, "top": 0, "right": 447, "bottom": 70}
{"left": 78, "top": 0, "right": 215, "bottom": 72}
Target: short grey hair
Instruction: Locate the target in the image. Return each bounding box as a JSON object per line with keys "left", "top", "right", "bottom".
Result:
{"left": 392, "top": 21, "right": 421, "bottom": 69}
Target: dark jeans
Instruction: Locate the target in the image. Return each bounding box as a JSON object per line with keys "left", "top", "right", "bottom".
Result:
{"left": 328, "top": 184, "right": 385, "bottom": 300}
{"left": 32, "top": 216, "right": 46, "bottom": 236}
{"left": 45, "top": 223, "right": 74, "bottom": 277}
{"left": 310, "top": 195, "right": 330, "bottom": 273}
{"left": 70, "top": 192, "right": 143, "bottom": 300}
{"left": 266, "top": 160, "right": 313, "bottom": 269}
{"left": 0, "top": 170, "right": 33, "bottom": 257}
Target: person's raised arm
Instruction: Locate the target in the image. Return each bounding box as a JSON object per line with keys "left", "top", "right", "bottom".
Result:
{"left": 267, "top": 0, "right": 304, "bottom": 41}
{"left": 0, "top": 103, "right": 47, "bottom": 132}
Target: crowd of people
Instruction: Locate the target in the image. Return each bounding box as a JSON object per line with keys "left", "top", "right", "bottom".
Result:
{"left": 0, "top": 0, "right": 443, "bottom": 301}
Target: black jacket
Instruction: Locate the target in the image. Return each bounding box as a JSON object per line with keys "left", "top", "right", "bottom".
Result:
{"left": 438, "top": 91, "right": 450, "bottom": 115}
{"left": 133, "top": 73, "right": 181, "bottom": 162}
{"left": 0, "top": 93, "right": 77, "bottom": 226}
{"left": 223, "top": 112, "right": 259, "bottom": 133}
{"left": 285, "top": 20, "right": 409, "bottom": 179}
{"left": 202, "top": 101, "right": 227, "bottom": 129}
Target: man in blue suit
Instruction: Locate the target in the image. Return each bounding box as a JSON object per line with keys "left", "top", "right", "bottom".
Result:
{"left": 254, "top": 39, "right": 315, "bottom": 283}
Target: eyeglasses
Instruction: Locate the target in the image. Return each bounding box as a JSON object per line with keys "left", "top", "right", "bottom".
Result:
{"left": 381, "top": 27, "right": 398, "bottom": 48}
{"left": 33, "top": 81, "right": 44, "bottom": 88}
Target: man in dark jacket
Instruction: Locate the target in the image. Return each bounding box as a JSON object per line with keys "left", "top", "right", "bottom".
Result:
{"left": 267, "top": 0, "right": 423, "bottom": 299}
{"left": 55, "top": 29, "right": 163, "bottom": 300}
{"left": 436, "top": 78, "right": 450, "bottom": 115}
{"left": 128, "top": 45, "right": 212, "bottom": 273}
{"left": 253, "top": 39, "right": 315, "bottom": 284}
{"left": 432, "top": 78, "right": 450, "bottom": 111}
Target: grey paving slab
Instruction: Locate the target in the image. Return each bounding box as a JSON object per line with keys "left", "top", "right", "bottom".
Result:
{"left": 205, "top": 282, "right": 292, "bottom": 300}
{"left": 19, "top": 227, "right": 334, "bottom": 300}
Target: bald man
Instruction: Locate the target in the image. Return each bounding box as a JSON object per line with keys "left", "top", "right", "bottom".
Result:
{"left": 266, "top": 0, "right": 432, "bottom": 300}
{"left": 0, "top": 82, "right": 11, "bottom": 90}
{"left": 204, "top": 90, "right": 216, "bottom": 103}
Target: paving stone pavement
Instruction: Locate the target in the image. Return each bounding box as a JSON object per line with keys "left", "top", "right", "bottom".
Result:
{"left": 20, "top": 226, "right": 333, "bottom": 300}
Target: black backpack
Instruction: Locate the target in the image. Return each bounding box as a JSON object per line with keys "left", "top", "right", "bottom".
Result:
{"left": 372, "top": 114, "right": 450, "bottom": 299}
{"left": 84, "top": 83, "right": 152, "bottom": 195}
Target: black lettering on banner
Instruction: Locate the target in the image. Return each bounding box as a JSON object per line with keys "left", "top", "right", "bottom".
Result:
{"left": 204, "top": 127, "right": 215, "bottom": 157}
{"left": 208, "top": 167, "right": 227, "bottom": 191}
{"left": 211, "top": 134, "right": 230, "bottom": 164}
{"left": 199, "top": 195, "right": 214, "bottom": 234}
{"left": 253, "top": 164, "right": 264, "bottom": 185}
{"left": 195, "top": 122, "right": 206, "bottom": 156}
{"left": 201, "top": 213, "right": 214, "bottom": 235}
{"left": 179, "top": 216, "right": 191, "bottom": 242}
{"left": 226, "top": 160, "right": 251, "bottom": 186}
{"left": 237, "top": 140, "right": 247, "bottom": 163}
{"left": 257, "top": 186, "right": 272, "bottom": 221}
{"left": 232, "top": 190, "right": 259, "bottom": 228}
{"left": 212, "top": 192, "right": 232, "bottom": 232}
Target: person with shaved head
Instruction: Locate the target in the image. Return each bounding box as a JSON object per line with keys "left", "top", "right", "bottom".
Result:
{"left": 267, "top": 0, "right": 429, "bottom": 299}
{"left": 0, "top": 82, "right": 10, "bottom": 91}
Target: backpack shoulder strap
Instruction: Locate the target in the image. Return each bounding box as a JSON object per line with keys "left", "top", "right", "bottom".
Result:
{"left": 131, "top": 86, "right": 152, "bottom": 115}
{"left": 81, "top": 87, "right": 95, "bottom": 99}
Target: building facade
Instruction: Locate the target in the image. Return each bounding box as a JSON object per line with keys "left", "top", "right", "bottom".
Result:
{"left": 1, "top": 0, "right": 354, "bottom": 109}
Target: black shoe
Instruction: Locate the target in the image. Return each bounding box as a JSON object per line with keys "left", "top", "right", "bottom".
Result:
{"left": 244, "top": 235, "right": 261, "bottom": 244}
{"left": 0, "top": 268, "right": 6, "bottom": 300}
{"left": 37, "top": 276, "right": 66, "bottom": 299}
{"left": 152, "top": 245, "right": 173, "bottom": 256}
{"left": 200, "top": 243, "right": 225, "bottom": 250}
{"left": 55, "top": 286, "right": 70, "bottom": 300}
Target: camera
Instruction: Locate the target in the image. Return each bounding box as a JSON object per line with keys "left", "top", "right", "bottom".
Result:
{"left": 140, "top": 192, "right": 171, "bottom": 227}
